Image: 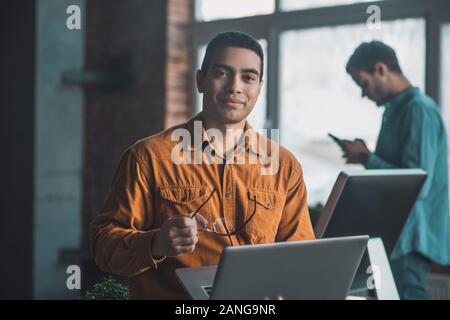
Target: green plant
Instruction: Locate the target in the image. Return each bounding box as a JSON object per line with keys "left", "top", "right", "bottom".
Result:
{"left": 84, "top": 276, "right": 129, "bottom": 300}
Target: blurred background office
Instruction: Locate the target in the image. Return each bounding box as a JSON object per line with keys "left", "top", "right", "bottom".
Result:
{"left": 1, "top": 0, "right": 449, "bottom": 299}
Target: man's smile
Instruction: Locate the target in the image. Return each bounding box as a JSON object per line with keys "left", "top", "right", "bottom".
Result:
{"left": 219, "top": 97, "right": 245, "bottom": 108}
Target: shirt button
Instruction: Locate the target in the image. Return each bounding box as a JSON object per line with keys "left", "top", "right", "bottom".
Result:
{"left": 267, "top": 202, "right": 273, "bottom": 209}
{"left": 225, "top": 192, "right": 232, "bottom": 198}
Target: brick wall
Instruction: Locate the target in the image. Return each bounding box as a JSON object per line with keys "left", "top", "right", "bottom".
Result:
{"left": 83, "top": 0, "right": 193, "bottom": 284}
{"left": 165, "top": 0, "right": 194, "bottom": 128}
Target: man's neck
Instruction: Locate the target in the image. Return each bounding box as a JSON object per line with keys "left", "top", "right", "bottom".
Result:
{"left": 202, "top": 115, "right": 246, "bottom": 134}
{"left": 388, "top": 75, "right": 412, "bottom": 99}
{"left": 201, "top": 114, "right": 247, "bottom": 158}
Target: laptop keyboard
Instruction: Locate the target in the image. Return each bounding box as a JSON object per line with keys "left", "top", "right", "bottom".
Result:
{"left": 201, "top": 285, "right": 213, "bottom": 297}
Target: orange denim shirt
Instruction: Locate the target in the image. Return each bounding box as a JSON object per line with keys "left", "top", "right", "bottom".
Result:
{"left": 90, "top": 113, "right": 315, "bottom": 299}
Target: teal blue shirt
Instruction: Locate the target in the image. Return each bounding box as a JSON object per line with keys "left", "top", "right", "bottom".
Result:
{"left": 365, "top": 87, "right": 450, "bottom": 264}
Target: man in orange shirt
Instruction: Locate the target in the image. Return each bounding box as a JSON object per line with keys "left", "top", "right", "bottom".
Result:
{"left": 90, "top": 31, "right": 315, "bottom": 299}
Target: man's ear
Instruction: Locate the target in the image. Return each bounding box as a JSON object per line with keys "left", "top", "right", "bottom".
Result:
{"left": 374, "top": 62, "right": 388, "bottom": 77}
{"left": 196, "top": 70, "right": 205, "bottom": 93}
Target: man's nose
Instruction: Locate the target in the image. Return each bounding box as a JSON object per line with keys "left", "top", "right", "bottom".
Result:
{"left": 227, "top": 76, "right": 243, "bottom": 94}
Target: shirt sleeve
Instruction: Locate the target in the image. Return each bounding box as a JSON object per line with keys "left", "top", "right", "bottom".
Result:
{"left": 275, "top": 162, "right": 315, "bottom": 241}
{"left": 90, "top": 147, "right": 165, "bottom": 277}
{"left": 365, "top": 153, "right": 398, "bottom": 169}
{"left": 365, "top": 103, "right": 442, "bottom": 199}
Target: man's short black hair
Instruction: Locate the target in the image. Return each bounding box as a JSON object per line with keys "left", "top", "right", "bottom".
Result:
{"left": 346, "top": 41, "right": 402, "bottom": 74}
{"left": 200, "top": 31, "right": 264, "bottom": 81}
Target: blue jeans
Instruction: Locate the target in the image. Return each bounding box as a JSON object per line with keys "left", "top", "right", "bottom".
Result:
{"left": 390, "top": 252, "right": 432, "bottom": 300}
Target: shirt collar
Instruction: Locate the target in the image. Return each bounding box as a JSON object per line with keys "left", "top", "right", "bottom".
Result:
{"left": 383, "top": 86, "right": 419, "bottom": 116}
{"left": 186, "top": 112, "right": 266, "bottom": 158}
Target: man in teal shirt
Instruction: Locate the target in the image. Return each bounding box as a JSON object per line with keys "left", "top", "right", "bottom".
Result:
{"left": 342, "top": 41, "right": 450, "bottom": 299}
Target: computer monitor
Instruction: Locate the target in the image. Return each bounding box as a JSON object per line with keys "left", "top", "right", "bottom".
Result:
{"left": 314, "top": 169, "right": 427, "bottom": 257}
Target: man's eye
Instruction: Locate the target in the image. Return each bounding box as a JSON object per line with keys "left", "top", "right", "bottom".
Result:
{"left": 214, "top": 69, "right": 227, "bottom": 77}
{"left": 243, "top": 74, "right": 256, "bottom": 82}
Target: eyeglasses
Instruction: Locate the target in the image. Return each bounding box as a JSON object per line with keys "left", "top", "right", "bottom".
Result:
{"left": 188, "top": 188, "right": 257, "bottom": 237}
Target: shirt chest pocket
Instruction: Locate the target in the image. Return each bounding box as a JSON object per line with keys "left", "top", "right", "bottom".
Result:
{"left": 158, "top": 186, "right": 212, "bottom": 221}
{"left": 246, "top": 189, "right": 285, "bottom": 243}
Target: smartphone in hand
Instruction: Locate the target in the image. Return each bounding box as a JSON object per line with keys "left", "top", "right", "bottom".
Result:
{"left": 328, "top": 133, "right": 344, "bottom": 146}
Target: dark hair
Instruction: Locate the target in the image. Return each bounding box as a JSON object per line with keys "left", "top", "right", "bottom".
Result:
{"left": 200, "top": 31, "right": 264, "bottom": 81}
{"left": 346, "top": 41, "right": 402, "bottom": 74}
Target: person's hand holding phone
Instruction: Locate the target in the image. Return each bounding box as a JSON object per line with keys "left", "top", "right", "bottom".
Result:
{"left": 328, "top": 133, "right": 371, "bottom": 165}
{"left": 328, "top": 133, "right": 344, "bottom": 147}
{"left": 340, "top": 139, "right": 371, "bottom": 164}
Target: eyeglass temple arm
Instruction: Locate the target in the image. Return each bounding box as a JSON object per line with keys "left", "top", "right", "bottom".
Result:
{"left": 190, "top": 187, "right": 216, "bottom": 219}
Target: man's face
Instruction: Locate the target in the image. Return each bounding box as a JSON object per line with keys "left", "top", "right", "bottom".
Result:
{"left": 349, "top": 68, "right": 388, "bottom": 106}
{"left": 196, "top": 47, "right": 263, "bottom": 125}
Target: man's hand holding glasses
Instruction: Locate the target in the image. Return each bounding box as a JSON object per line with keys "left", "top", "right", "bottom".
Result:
{"left": 151, "top": 216, "right": 199, "bottom": 258}
{"left": 151, "top": 187, "right": 258, "bottom": 258}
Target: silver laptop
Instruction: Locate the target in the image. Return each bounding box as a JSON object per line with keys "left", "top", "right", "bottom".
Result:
{"left": 176, "top": 235, "right": 368, "bottom": 300}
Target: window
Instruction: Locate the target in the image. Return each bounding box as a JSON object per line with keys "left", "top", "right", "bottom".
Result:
{"left": 440, "top": 23, "right": 450, "bottom": 189}
{"left": 196, "top": 40, "right": 268, "bottom": 130}
{"left": 193, "top": 0, "right": 450, "bottom": 205}
{"left": 195, "top": 0, "right": 274, "bottom": 21}
{"left": 280, "top": 18, "right": 426, "bottom": 204}
{"left": 281, "top": 0, "right": 379, "bottom": 11}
